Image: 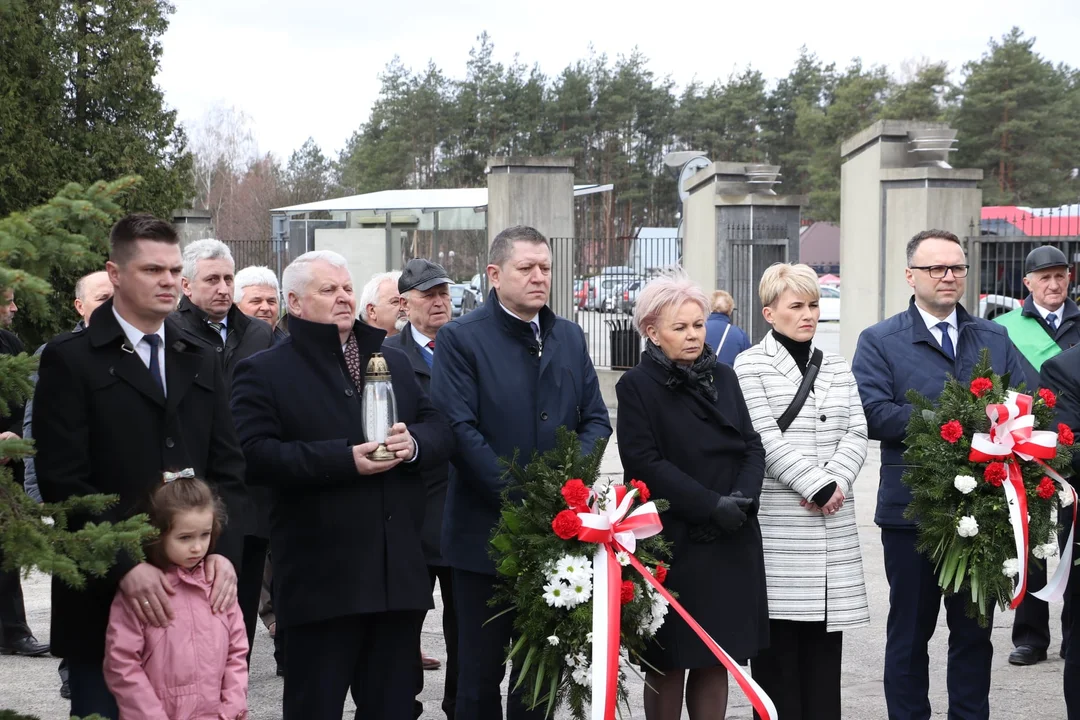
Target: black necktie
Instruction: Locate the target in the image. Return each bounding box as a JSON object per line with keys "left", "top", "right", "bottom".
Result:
{"left": 143, "top": 334, "right": 164, "bottom": 393}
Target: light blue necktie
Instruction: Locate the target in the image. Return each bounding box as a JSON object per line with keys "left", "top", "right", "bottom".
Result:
{"left": 1047, "top": 313, "right": 1058, "bottom": 332}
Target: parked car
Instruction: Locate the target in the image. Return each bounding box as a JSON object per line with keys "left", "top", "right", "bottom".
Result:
{"left": 574, "top": 279, "right": 589, "bottom": 309}
{"left": 587, "top": 268, "right": 640, "bottom": 311}
{"left": 450, "top": 284, "right": 480, "bottom": 317}
{"left": 818, "top": 284, "right": 840, "bottom": 322}
{"left": 979, "top": 293, "right": 1021, "bottom": 319}
{"left": 602, "top": 279, "right": 644, "bottom": 315}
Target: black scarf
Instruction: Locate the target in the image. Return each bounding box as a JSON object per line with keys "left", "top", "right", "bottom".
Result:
{"left": 644, "top": 340, "right": 719, "bottom": 402}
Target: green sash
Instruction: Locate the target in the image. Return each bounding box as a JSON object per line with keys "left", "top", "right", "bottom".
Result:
{"left": 994, "top": 308, "right": 1061, "bottom": 371}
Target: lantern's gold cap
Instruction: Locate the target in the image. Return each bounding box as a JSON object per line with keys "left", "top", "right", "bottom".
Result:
{"left": 365, "top": 352, "right": 392, "bottom": 381}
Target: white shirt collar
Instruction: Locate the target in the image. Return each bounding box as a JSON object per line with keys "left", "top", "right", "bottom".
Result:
{"left": 410, "top": 324, "right": 434, "bottom": 349}
{"left": 914, "top": 303, "right": 957, "bottom": 334}
{"left": 112, "top": 306, "right": 164, "bottom": 349}
{"left": 498, "top": 301, "right": 538, "bottom": 328}
{"left": 1031, "top": 300, "right": 1064, "bottom": 321}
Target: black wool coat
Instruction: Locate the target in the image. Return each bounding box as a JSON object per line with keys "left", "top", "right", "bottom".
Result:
{"left": 230, "top": 316, "right": 455, "bottom": 629}
{"left": 383, "top": 323, "right": 449, "bottom": 566}
{"left": 616, "top": 352, "right": 769, "bottom": 666}
{"left": 32, "top": 299, "right": 248, "bottom": 663}
{"left": 171, "top": 297, "right": 275, "bottom": 538}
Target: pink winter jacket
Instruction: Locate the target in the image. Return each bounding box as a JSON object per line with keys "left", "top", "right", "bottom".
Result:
{"left": 103, "top": 563, "right": 249, "bottom": 720}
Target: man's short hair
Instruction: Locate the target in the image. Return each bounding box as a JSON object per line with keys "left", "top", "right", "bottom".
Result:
{"left": 109, "top": 214, "right": 179, "bottom": 265}
{"left": 489, "top": 226, "right": 549, "bottom": 268}
{"left": 358, "top": 271, "right": 402, "bottom": 324}
{"left": 182, "top": 238, "right": 234, "bottom": 280}
{"left": 906, "top": 229, "right": 962, "bottom": 266}
{"left": 282, "top": 250, "right": 352, "bottom": 301}
{"left": 74, "top": 271, "right": 106, "bottom": 301}
{"left": 233, "top": 265, "right": 280, "bottom": 303}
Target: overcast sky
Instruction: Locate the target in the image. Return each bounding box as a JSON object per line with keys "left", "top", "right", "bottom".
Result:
{"left": 157, "top": 0, "right": 1080, "bottom": 162}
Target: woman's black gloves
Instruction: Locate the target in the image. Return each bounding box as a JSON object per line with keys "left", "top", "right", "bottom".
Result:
{"left": 710, "top": 493, "right": 754, "bottom": 533}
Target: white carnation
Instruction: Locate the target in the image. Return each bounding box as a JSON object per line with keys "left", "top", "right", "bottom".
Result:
{"left": 957, "top": 516, "right": 979, "bottom": 538}
{"left": 1061, "top": 489, "right": 1075, "bottom": 508}
{"left": 571, "top": 661, "right": 591, "bottom": 687}
{"left": 1002, "top": 558, "right": 1021, "bottom": 577}
{"left": 953, "top": 475, "right": 977, "bottom": 494}
{"left": 1033, "top": 542, "right": 1059, "bottom": 559}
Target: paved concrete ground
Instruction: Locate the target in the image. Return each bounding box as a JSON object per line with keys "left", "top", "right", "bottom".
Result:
{"left": 1, "top": 421, "right": 1069, "bottom": 718}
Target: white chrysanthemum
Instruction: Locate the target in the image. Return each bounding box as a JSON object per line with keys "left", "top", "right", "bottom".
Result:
{"left": 554, "top": 555, "right": 593, "bottom": 585}
{"left": 1002, "top": 558, "right": 1021, "bottom": 578}
{"left": 616, "top": 551, "right": 631, "bottom": 567}
{"left": 953, "top": 475, "right": 977, "bottom": 494}
{"left": 585, "top": 632, "right": 593, "bottom": 644}
{"left": 564, "top": 578, "right": 593, "bottom": 607}
{"left": 542, "top": 582, "right": 569, "bottom": 608}
{"left": 546, "top": 635, "right": 559, "bottom": 646}
{"left": 957, "top": 516, "right": 979, "bottom": 538}
{"left": 1061, "top": 489, "right": 1075, "bottom": 508}
{"left": 1033, "top": 542, "right": 1059, "bottom": 559}
{"left": 564, "top": 653, "right": 577, "bottom": 668}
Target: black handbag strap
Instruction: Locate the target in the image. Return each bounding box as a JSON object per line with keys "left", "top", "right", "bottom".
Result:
{"left": 776, "top": 349, "right": 823, "bottom": 433}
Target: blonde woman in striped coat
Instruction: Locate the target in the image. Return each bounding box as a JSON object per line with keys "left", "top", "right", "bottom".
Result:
{"left": 733, "top": 263, "right": 870, "bottom": 720}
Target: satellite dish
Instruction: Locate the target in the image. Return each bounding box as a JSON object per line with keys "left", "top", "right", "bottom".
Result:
{"left": 678, "top": 155, "right": 712, "bottom": 203}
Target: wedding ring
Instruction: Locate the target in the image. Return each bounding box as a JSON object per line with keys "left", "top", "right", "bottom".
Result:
{"left": 143, "top": 600, "right": 150, "bottom": 606}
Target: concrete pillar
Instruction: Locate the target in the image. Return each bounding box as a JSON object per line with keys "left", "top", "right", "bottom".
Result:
{"left": 838, "top": 120, "right": 983, "bottom": 360}
{"left": 682, "top": 162, "right": 806, "bottom": 343}
{"left": 486, "top": 156, "right": 575, "bottom": 318}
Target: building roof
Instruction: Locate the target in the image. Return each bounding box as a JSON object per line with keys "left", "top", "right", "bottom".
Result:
{"left": 799, "top": 221, "right": 840, "bottom": 265}
{"left": 981, "top": 206, "right": 1080, "bottom": 236}
{"left": 272, "top": 184, "right": 613, "bottom": 215}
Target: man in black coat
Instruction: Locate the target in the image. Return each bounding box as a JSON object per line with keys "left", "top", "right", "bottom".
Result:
{"left": 385, "top": 257, "right": 458, "bottom": 719}
{"left": 1041, "top": 345, "right": 1080, "bottom": 717}
{"left": 995, "top": 246, "right": 1080, "bottom": 665}
{"left": 0, "top": 286, "right": 50, "bottom": 658}
{"left": 33, "top": 214, "right": 248, "bottom": 720}
{"left": 171, "top": 238, "right": 274, "bottom": 661}
{"left": 431, "top": 226, "right": 612, "bottom": 720}
{"left": 231, "top": 249, "right": 455, "bottom": 720}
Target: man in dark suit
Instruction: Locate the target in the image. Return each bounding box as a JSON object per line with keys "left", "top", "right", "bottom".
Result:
{"left": 1040, "top": 345, "right": 1080, "bottom": 717}
{"left": 230, "top": 250, "right": 455, "bottom": 720}
{"left": 995, "top": 245, "right": 1080, "bottom": 665}
{"left": 170, "top": 238, "right": 274, "bottom": 661}
{"left": 385, "top": 258, "right": 458, "bottom": 719}
{"left": 853, "top": 229, "right": 1026, "bottom": 720}
{"left": 33, "top": 214, "right": 248, "bottom": 719}
{"left": 0, "top": 286, "right": 50, "bottom": 659}
{"left": 431, "top": 226, "right": 612, "bottom": 720}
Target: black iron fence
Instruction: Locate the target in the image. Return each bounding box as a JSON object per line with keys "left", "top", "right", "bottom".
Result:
{"left": 551, "top": 235, "right": 681, "bottom": 369}
{"left": 965, "top": 209, "right": 1080, "bottom": 319}
{"left": 727, "top": 223, "right": 791, "bottom": 344}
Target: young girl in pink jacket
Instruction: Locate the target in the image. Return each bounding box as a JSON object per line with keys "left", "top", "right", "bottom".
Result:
{"left": 104, "top": 471, "right": 249, "bottom": 720}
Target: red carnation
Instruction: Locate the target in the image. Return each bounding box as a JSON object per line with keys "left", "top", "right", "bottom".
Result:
{"left": 1039, "top": 388, "right": 1057, "bottom": 409}
{"left": 984, "top": 462, "right": 1007, "bottom": 487}
{"left": 1037, "top": 476, "right": 1057, "bottom": 500}
{"left": 940, "top": 420, "right": 964, "bottom": 444}
{"left": 969, "top": 378, "right": 993, "bottom": 398}
{"left": 630, "top": 479, "right": 651, "bottom": 502}
{"left": 1059, "top": 423, "right": 1075, "bottom": 447}
{"left": 653, "top": 564, "right": 668, "bottom": 584}
{"left": 561, "top": 478, "right": 590, "bottom": 509}
{"left": 620, "top": 580, "right": 635, "bottom": 605}
{"left": 552, "top": 510, "right": 583, "bottom": 540}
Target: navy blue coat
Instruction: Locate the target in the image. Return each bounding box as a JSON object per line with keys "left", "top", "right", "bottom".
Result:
{"left": 852, "top": 298, "right": 1026, "bottom": 528}
{"left": 704, "top": 312, "right": 751, "bottom": 366}
{"left": 230, "top": 316, "right": 455, "bottom": 628}
{"left": 1004, "top": 295, "right": 1080, "bottom": 390}
{"left": 430, "top": 289, "right": 612, "bottom": 574}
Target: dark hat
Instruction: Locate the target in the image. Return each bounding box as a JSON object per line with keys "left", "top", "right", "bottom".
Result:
{"left": 1025, "top": 246, "right": 1069, "bottom": 274}
{"left": 399, "top": 258, "right": 452, "bottom": 294}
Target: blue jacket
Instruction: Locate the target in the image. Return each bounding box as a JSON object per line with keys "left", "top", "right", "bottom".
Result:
{"left": 430, "top": 289, "right": 612, "bottom": 574}
{"left": 704, "top": 312, "right": 751, "bottom": 366}
{"left": 852, "top": 298, "right": 1026, "bottom": 528}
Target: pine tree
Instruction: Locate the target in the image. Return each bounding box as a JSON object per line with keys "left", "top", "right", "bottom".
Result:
{"left": 0, "top": 179, "right": 157, "bottom": 720}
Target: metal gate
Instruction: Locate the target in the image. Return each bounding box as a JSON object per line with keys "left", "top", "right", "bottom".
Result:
{"left": 728, "top": 224, "right": 790, "bottom": 343}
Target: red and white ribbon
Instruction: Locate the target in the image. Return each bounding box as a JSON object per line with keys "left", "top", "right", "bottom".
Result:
{"left": 968, "top": 391, "right": 1073, "bottom": 606}
{"left": 576, "top": 482, "right": 777, "bottom": 720}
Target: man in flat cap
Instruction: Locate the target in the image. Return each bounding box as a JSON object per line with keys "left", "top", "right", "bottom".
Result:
{"left": 996, "top": 245, "right": 1080, "bottom": 666}
{"left": 384, "top": 258, "right": 458, "bottom": 719}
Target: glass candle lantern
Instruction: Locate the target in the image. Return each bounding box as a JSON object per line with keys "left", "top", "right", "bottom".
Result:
{"left": 361, "top": 353, "right": 398, "bottom": 461}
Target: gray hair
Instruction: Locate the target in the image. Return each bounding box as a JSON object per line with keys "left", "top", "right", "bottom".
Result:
{"left": 182, "top": 238, "right": 234, "bottom": 280}
{"left": 233, "top": 265, "right": 280, "bottom": 303}
{"left": 489, "top": 225, "right": 549, "bottom": 268}
{"left": 74, "top": 270, "right": 108, "bottom": 301}
{"left": 358, "top": 271, "right": 402, "bottom": 323}
{"left": 282, "top": 250, "right": 351, "bottom": 300}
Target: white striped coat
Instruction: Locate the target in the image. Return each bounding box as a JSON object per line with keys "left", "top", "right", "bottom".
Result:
{"left": 733, "top": 332, "right": 870, "bottom": 631}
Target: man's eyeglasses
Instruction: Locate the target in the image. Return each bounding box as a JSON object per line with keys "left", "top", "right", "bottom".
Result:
{"left": 909, "top": 264, "right": 969, "bottom": 279}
